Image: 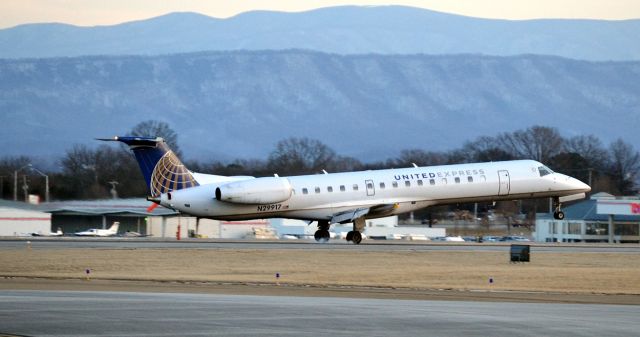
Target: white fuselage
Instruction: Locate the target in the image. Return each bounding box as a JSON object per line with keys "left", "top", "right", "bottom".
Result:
{"left": 74, "top": 223, "right": 119, "bottom": 237}
{"left": 74, "top": 229, "right": 116, "bottom": 237}
{"left": 159, "top": 160, "right": 590, "bottom": 222}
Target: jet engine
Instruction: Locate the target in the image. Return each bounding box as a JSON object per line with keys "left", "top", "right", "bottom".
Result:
{"left": 215, "top": 177, "right": 292, "bottom": 204}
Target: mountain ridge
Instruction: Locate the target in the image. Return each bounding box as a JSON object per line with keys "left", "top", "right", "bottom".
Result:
{"left": 1, "top": 6, "right": 638, "bottom": 60}
{"left": 1, "top": 50, "right": 638, "bottom": 162}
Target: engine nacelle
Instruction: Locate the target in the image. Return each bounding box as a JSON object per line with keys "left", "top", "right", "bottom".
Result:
{"left": 215, "top": 177, "right": 292, "bottom": 204}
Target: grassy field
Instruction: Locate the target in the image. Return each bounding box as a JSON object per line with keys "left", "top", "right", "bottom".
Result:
{"left": 2, "top": 246, "right": 639, "bottom": 295}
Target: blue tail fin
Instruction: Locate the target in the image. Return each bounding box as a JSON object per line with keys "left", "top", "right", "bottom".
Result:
{"left": 99, "top": 136, "right": 199, "bottom": 197}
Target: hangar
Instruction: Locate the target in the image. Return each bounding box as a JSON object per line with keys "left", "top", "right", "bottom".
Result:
{"left": 38, "top": 199, "right": 270, "bottom": 238}
{"left": 534, "top": 193, "right": 640, "bottom": 243}
{"left": 0, "top": 198, "right": 295, "bottom": 239}
{"left": 41, "top": 198, "right": 176, "bottom": 235}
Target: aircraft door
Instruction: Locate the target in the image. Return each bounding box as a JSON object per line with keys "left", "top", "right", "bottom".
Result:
{"left": 498, "top": 170, "right": 510, "bottom": 196}
{"left": 365, "top": 179, "right": 375, "bottom": 196}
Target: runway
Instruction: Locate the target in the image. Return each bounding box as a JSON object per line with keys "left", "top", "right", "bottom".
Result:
{"left": 2, "top": 238, "right": 639, "bottom": 253}
{"left": 1, "top": 290, "right": 638, "bottom": 337}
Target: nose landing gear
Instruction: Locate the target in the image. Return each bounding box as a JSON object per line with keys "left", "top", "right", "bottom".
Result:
{"left": 552, "top": 197, "right": 565, "bottom": 220}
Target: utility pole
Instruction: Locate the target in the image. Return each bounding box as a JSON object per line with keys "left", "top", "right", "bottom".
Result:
{"left": 13, "top": 164, "right": 31, "bottom": 201}
{"left": 30, "top": 166, "right": 50, "bottom": 203}
{"left": 108, "top": 181, "right": 119, "bottom": 199}
{"left": 22, "top": 175, "right": 28, "bottom": 202}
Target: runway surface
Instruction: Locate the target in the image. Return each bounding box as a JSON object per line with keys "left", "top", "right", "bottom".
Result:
{"left": 2, "top": 238, "right": 639, "bottom": 253}
{"left": 1, "top": 290, "right": 638, "bottom": 337}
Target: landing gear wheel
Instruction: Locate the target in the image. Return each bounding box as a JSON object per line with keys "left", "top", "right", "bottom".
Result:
{"left": 314, "top": 230, "right": 330, "bottom": 243}
{"left": 345, "top": 231, "right": 354, "bottom": 242}
{"left": 314, "top": 220, "right": 331, "bottom": 243}
{"left": 352, "top": 231, "right": 362, "bottom": 245}
{"left": 552, "top": 197, "right": 565, "bottom": 220}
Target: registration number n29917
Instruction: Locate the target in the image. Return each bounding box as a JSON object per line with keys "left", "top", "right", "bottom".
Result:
{"left": 257, "top": 204, "right": 282, "bottom": 212}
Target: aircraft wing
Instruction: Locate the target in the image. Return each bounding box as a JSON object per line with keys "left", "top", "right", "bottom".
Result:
{"left": 331, "top": 203, "right": 398, "bottom": 224}
{"left": 331, "top": 208, "right": 370, "bottom": 224}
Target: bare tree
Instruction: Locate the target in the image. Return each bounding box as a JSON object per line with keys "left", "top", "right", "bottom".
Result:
{"left": 267, "top": 138, "right": 336, "bottom": 175}
{"left": 394, "top": 149, "right": 448, "bottom": 167}
{"left": 497, "top": 125, "right": 564, "bottom": 163}
{"left": 129, "top": 120, "right": 181, "bottom": 156}
{"left": 463, "top": 136, "right": 514, "bottom": 162}
{"left": 0, "top": 155, "right": 32, "bottom": 199}
{"left": 564, "top": 135, "right": 609, "bottom": 169}
{"left": 59, "top": 145, "right": 103, "bottom": 199}
{"left": 58, "top": 144, "right": 144, "bottom": 199}
{"left": 608, "top": 139, "right": 640, "bottom": 194}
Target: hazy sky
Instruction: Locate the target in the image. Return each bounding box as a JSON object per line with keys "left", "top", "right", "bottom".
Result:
{"left": 1, "top": 0, "right": 639, "bottom": 29}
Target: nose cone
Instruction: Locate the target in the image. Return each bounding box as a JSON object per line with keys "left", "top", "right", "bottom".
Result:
{"left": 573, "top": 179, "right": 592, "bottom": 193}
{"left": 562, "top": 175, "right": 591, "bottom": 193}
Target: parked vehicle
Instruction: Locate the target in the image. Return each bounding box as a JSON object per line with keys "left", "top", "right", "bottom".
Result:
{"left": 499, "top": 235, "right": 531, "bottom": 242}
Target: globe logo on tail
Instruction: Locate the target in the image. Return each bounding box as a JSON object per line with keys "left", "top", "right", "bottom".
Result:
{"left": 149, "top": 150, "right": 198, "bottom": 197}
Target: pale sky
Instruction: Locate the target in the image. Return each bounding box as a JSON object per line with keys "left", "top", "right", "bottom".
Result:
{"left": 1, "top": 0, "right": 639, "bottom": 29}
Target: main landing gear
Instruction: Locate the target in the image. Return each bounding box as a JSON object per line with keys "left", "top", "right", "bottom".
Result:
{"left": 314, "top": 220, "right": 331, "bottom": 243}
{"left": 345, "top": 218, "right": 365, "bottom": 245}
{"left": 553, "top": 197, "right": 565, "bottom": 220}
{"left": 313, "top": 218, "right": 366, "bottom": 245}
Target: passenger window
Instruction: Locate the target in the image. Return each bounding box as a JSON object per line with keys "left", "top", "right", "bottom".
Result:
{"left": 302, "top": 188, "right": 308, "bottom": 195}
{"left": 340, "top": 185, "right": 346, "bottom": 192}
{"left": 405, "top": 181, "right": 411, "bottom": 187}
{"left": 315, "top": 187, "right": 320, "bottom": 194}
{"left": 367, "top": 182, "right": 373, "bottom": 189}
{"left": 327, "top": 186, "right": 333, "bottom": 193}
{"left": 392, "top": 181, "right": 398, "bottom": 188}
{"left": 455, "top": 177, "right": 460, "bottom": 184}
{"left": 380, "top": 182, "right": 386, "bottom": 189}
{"left": 417, "top": 180, "right": 423, "bottom": 186}
{"left": 353, "top": 184, "right": 359, "bottom": 191}
{"left": 429, "top": 179, "right": 435, "bottom": 185}
{"left": 441, "top": 178, "right": 448, "bottom": 184}
{"left": 467, "top": 176, "right": 473, "bottom": 183}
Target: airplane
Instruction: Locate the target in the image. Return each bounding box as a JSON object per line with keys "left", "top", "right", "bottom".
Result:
{"left": 30, "top": 228, "right": 63, "bottom": 237}
{"left": 74, "top": 222, "right": 120, "bottom": 237}
{"left": 100, "top": 136, "right": 591, "bottom": 244}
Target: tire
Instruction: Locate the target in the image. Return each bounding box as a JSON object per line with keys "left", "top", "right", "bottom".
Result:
{"left": 352, "top": 231, "right": 362, "bottom": 244}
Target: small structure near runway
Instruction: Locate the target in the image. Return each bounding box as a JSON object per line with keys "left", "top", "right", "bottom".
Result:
{"left": 510, "top": 244, "right": 530, "bottom": 262}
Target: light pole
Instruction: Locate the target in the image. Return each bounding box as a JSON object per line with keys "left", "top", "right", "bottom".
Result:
{"left": 13, "top": 164, "right": 31, "bottom": 201}
{"left": 30, "top": 166, "right": 50, "bottom": 203}
{"left": 108, "top": 181, "right": 119, "bottom": 199}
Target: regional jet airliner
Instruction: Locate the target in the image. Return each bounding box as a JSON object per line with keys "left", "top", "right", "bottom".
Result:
{"left": 101, "top": 137, "right": 590, "bottom": 244}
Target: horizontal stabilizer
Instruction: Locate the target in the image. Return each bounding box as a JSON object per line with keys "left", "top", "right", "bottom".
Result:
{"left": 97, "top": 136, "right": 163, "bottom": 147}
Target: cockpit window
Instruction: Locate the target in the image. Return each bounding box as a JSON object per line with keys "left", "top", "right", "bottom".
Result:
{"left": 538, "top": 166, "right": 553, "bottom": 177}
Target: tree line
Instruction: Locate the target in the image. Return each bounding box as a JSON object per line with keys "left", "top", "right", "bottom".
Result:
{"left": 1, "top": 122, "right": 638, "bottom": 202}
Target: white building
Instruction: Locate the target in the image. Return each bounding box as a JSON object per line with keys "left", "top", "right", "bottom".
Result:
{"left": 0, "top": 203, "right": 51, "bottom": 236}
{"left": 534, "top": 193, "right": 640, "bottom": 243}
